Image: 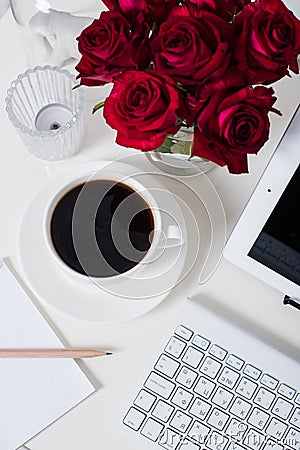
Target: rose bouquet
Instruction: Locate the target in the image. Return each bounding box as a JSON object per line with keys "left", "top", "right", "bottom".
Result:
{"left": 76, "top": 0, "right": 300, "bottom": 174}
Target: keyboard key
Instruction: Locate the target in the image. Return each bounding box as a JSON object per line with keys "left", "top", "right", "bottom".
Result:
{"left": 207, "top": 408, "right": 229, "bottom": 430}
{"left": 272, "top": 397, "right": 293, "bottom": 420}
{"left": 189, "top": 397, "right": 211, "bottom": 420}
{"left": 206, "top": 430, "right": 228, "bottom": 450}
{"left": 188, "top": 421, "right": 210, "bottom": 443}
{"left": 178, "top": 438, "right": 201, "bottom": 450}
{"left": 175, "top": 325, "right": 193, "bottom": 341}
{"left": 165, "top": 336, "right": 186, "bottom": 358}
{"left": 159, "top": 428, "right": 181, "bottom": 450}
{"left": 236, "top": 377, "right": 258, "bottom": 400}
{"left": 182, "top": 346, "right": 204, "bottom": 368}
{"left": 212, "top": 387, "right": 234, "bottom": 410}
{"left": 230, "top": 397, "right": 252, "bottom": 419}
{"left": 244, "top": 365, "right": 261, "bottom": 380}
{"left": 169, "top": 410, "right": 192, "bottom": 433}
{"left": 226, "top": 418, "right": 248, "bottom": 441}
{"left": 155, "top": 354, "right": 180, "bottom": 378}
{"left": 144, "top": 372, "right": 175, "bottom": 399}
{"left": 171, "top": 387, "right": 193, "bottom": 410}
{"left": 123, "top": 407, "right": 145, "bottom": 430}
{"left": 192, "top": 334, "right": 210, "bottom": 351}
{"left": 200, "top": 357, "right": 222, "bottom": 379}
{"left": 194, "top": 376, "right": 215, "bottom": 399}
{"left": 248, "top": 407, "right": 269, "bottom": 430}
{"left": 141, "top": 418, "right": 164, "bottom": 441}
{"left": 266, "top": 418, "right": 287, "bottom": 440}
{"left": 285, "top": 428, "right": 300, "bottom": 450}
{"left": 295, "top": 394, "right": 300, "bottom": 405}
{"left": 227, "top": 355, "right": 244, "bottom": 371}
{"left": 218, "top": 367, "right": 240, "bottom": 388}
{"left": 244, "top": 428, "right": 264, "bottom": 450}
{"left": 290, "top": 408, "right": 300, "bottom": 429}
{"left": 176, "top": 366, "right": 198, "bottom": 388}
{"left": 209, "top": 345, "right": 227, "bottom": 361}
{"left": 134, "top": 389, "right": 156, "bottom": 412}
{"left": 227, "top": 443, "right": 246, "bottom": 450}
{"left": 262, "top": 439, "right": 283, "bottom": 450}
{"left": 277, "top": 384, "right": 295, "bottom": 400}
{"left": 261, "top": 374, "right": 278, "bottom": 390}
{"left": 152, "top": 399, "right": 174, "bottom": 422}
{"left": 254, "top": 388, "right": 275, "bottom": 410}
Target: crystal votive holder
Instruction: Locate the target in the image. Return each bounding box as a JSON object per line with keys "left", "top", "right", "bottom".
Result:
{"left": 5, "top": 66, "right": 86, "bottom": 161}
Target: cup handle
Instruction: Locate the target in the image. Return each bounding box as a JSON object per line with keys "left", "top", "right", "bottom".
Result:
{"left": 157, "top": 225, "right": 184, "bottom": 249}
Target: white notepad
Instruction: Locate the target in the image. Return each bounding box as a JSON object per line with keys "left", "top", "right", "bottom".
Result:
{"left": 0, "top": 259, "right": 95, "bottom": 450}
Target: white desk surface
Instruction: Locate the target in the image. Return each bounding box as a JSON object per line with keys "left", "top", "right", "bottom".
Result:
{"left": 0, "top": 9, "right": 300, "bottom": 450}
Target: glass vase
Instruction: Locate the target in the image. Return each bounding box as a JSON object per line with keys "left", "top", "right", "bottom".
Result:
{"left": 146, "top": 128, "right": 216, "bottom": 177}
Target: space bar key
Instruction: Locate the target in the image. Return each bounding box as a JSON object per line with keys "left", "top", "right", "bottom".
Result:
{"left": 144, "top": 372, "right": 175, "bottom": 399}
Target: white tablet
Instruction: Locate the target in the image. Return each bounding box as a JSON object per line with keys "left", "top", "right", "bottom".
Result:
{"left": 224, "top": 105, "right": 300, "bottom": 300}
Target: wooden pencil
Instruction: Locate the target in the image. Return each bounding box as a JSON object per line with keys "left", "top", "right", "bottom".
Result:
{"left": 0, "top": 349, "right": 112, "bottom": 358}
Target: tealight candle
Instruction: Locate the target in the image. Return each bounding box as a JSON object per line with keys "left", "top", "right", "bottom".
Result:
{"left": 5, "top": 66, "right": 86, "bottom": 161}
{"left": 35, "top": 103, "right": 74, "bottom": 132}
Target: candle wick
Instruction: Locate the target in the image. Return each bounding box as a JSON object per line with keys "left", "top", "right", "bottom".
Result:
{"left": 50, "top": 122, "right": 61, "bottom": 130}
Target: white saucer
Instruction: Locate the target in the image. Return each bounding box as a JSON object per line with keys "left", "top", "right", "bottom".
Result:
{"left": 17, "top": 161, "right": 187, "bottom": 323}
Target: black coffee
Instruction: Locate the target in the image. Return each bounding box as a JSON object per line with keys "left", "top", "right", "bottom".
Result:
{"left": 50, "top": 180, "right": 155, "bottom": 277}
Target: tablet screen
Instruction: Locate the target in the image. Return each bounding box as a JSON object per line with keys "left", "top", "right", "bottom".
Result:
{"left": 248, "top": 164, "right": 300, "bottom": 286}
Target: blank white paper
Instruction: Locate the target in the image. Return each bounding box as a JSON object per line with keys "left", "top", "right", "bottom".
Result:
{"left": 0, "top": 259, "right": 95, "bottom": 450}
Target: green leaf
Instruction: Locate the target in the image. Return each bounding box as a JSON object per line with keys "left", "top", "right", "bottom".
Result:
{"left": 155, "top": 136, "right": 173, "bottom": 153}
{"left": 92, "top": 101, "right": 105, "bottom": 114}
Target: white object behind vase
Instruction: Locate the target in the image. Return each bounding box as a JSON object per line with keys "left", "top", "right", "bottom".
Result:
{"left": 8, "top": 0, "right": 101, "bottom": 70}
{"left": 0, "top": 0, "right": 9, "bottom": 18}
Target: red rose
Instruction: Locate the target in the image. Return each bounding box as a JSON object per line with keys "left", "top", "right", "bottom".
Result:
{"left": 194, "top": 86, "right": 279, "bottom": 174}
{"left": 184, "top": 66, "right": 247, "bottom": 125}
{"left": 76, "top": 11, "right": 149, "bottom": 86}
{"left": 187, "top": 0, "right": 250, "bottom": 21}
{"left": 151, "top": 6, "right": 232, "bottom": 87}
{"left": 102, "top": 0, "right": 179, "bottom": 23}
{"left": 217, "top": 0, "right": 250, "bottom": 19}
{"left": 103, "top": 71, "right": 186, "bottom": 150}
{"left": 234, "top": 0, "right": 300, "bottom": 85}
{"left": 144, "top": 0, "right": 179, "bottom": 24}
{"left": 101, "top": 0, "right": 146, "bottom": 20}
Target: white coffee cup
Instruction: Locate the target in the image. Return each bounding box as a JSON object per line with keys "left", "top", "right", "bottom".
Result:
{"left": 44, "top": 168, "right": 184, "bottom": 286}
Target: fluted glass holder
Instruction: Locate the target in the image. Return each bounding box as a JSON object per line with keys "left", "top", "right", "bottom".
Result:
{"left": 5, "top": 66, "right": 86, "bottom": 161}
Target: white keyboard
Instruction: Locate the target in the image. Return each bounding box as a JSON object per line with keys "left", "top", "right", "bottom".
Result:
{"left": 122, "top": 298, "right": 300, "bottom": 450}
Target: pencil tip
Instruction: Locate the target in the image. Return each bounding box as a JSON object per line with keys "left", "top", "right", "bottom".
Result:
{"left": 106, "top": 352, "right": 113, "bottom": 355}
